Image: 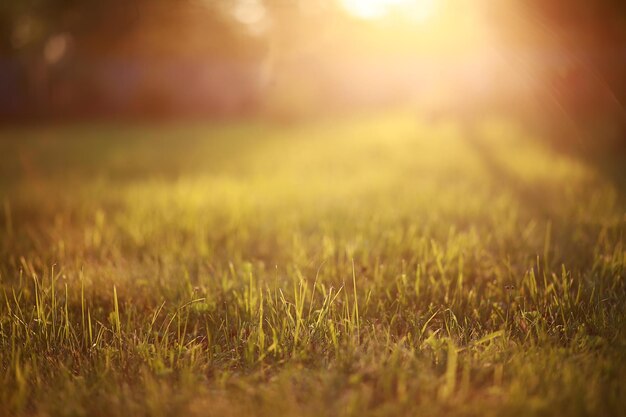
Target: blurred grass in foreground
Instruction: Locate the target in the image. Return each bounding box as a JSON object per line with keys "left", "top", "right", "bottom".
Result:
{"left": 0, "top": 113, "right": 625, "bottom": 417}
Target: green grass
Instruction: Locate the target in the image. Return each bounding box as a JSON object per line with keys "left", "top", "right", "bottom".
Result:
{"left": 0, "top": 113, "right": 625, "bottom": 417}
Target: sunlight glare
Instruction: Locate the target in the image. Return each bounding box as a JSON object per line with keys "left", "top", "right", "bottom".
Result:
{"left": 341, "top": 0, "right": 438, "bottom": 22}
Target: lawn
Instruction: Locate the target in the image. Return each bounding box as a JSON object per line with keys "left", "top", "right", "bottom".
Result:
{"left": 0, "top": 113, "right": 625, "bottom": 417}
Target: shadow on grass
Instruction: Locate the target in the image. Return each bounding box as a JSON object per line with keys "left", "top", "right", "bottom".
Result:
{"left": 459, "top": 120, "right": 626, "bottom": 270}
{"left": 580, "top": 150, "right": 626, "bottom": 205}
{"left": 460, "top": 121, "right": 558, "bottom": 220}
{"left": 462, "top": 119, "right": 626, "bottom": 212}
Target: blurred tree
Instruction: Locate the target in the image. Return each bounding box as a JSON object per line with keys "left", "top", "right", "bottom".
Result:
{"left": 489, "top": 0, "right": 626, "bottom": 153}
{"left": 1, "top": 0, "right": 266, "bottom": 59}
{"left": 0, "top": 0, "right": 267, "bottom": 119}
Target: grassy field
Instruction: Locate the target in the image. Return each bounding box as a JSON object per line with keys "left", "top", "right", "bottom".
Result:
{"left": 0, "top": 113, "right": 625, "bottom": 417}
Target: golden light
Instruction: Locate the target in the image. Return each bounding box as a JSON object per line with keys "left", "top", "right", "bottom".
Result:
{"left": 341, "top": 0, "right": 439, "bottom": 22}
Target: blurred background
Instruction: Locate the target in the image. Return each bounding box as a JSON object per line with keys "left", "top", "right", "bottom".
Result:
{"left": 1, "top": 0, "right": 626, "bottom": 156}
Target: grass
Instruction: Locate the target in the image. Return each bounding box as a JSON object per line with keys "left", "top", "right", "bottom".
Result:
{"left": 0, "top": 113, "right": 625, "bottom": 417}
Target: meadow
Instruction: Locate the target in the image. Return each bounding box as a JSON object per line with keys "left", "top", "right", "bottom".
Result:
{"left": 0, "top": 113, "right": 624, "bottom": 417}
